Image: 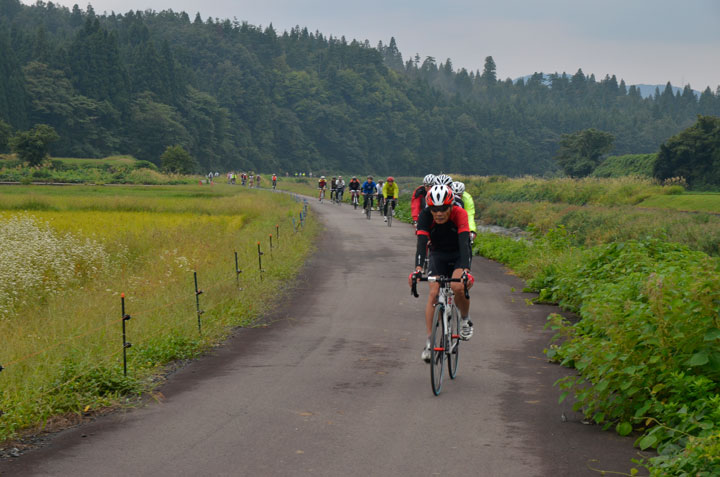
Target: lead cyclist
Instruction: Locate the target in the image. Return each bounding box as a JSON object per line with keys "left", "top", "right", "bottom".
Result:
{"left": 409, "top": 184, "right": 475, "bottom": 362}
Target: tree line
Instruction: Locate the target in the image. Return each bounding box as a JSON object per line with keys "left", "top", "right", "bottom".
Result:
{"left": 1, "top": 0, "right": 719, "bottom": 176}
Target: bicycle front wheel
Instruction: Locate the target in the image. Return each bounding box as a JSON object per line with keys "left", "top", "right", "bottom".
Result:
{"left": 430, "top": 305, "right": 445, "bottom": 396}
{"left": 448, "top": 305, "right": 461, "bottom": 379}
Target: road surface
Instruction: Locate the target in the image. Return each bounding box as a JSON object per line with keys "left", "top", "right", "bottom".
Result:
{"left": 1, "top": 198, "right": 643, "bottom": 476}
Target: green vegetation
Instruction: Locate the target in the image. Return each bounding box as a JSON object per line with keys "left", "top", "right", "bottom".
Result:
{"left": 470, "top": 175, "right": 720, "bottom": 474}
{"left": 638, "top": 192, "right": 720, "bottom": 213}
{"left": 555, "top": 128, "right": 615, "bottom": 177}
{"left": 592, "top": 153, "right": 657, "bottom": 178}
{"left": 8, "top": 124, "right": 59, "bottom": 166}
{"left": 0, "top": 154, "right": 198, "bottom": 184}
{"left": 1, "top": 2, "right": 719, "bottom": 175}
{"left": 0, "top": 184, "right": 317, "bottom": 442}
{"left": 654, "top": 115, "right": 720, "bottom": 189}
{"left": 160, "top": 145, "right": 196, "bottom": 174}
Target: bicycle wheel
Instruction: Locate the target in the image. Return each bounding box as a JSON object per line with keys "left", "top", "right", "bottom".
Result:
{"left": 386, "top": 209, "right": 392, "bottom": 227}
{"left": 366, "top": 200, "right": 372, "bottom": 220}
{"left": 448, "top": 305, "right": 461, "bottom": 379}
{"left": 430, "top": 305, "right": 445, "bottom": 396}
{"left": 353, "top": 196, "right": 358, "bottom": 209}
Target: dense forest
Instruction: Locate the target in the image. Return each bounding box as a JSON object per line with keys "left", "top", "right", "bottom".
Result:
{"left": 1, "top": 0, "right": 719, "bottom": 175}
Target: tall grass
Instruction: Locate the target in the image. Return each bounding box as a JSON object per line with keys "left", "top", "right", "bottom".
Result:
{"left": 0, "top": 184, "right": 317, "bottom": 441}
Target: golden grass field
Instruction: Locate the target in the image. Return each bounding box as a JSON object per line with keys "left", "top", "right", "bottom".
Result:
{"left": 0, "top": 183, "right": 317, "bottom": 441}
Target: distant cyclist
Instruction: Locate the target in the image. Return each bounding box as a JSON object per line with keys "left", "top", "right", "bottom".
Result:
{"left": 272, "top": 173, "right": 278, "bottom": 189}
{"left": 361, "top": 176, "right": 377, "bottom": 211}
{"left": 410, "top": 184, "right": 474, "bottom": 362}
{"left": 411, "top": 174, "right": 435, "bottom": 224}
{"left": 318, "top": 176, "right": 327, "bottom": 201}
{"left": 382, "top": 176, "right": 399, "bottom": 222}
{"left": 330, "top": 177, "right": 337, "bottom": 201}
{"left": 376, "top": 180, "right": 384, "bottom": 211}
{"left": 335, "top": 176, "right": 346, "bottom": 202}
{"left": 348, "top": 176, "right": 361, "bottom": 207}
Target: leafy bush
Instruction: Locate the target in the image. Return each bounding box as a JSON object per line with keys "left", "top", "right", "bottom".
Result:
{"left": 592, "top": 154, "right": 657, "bottom": 178}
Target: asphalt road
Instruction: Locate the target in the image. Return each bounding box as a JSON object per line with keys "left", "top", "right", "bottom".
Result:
{"left": 1, "top": 198, "right": 643, "bottom": 476}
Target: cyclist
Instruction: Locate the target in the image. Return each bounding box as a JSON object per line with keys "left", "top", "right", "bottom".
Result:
{"left": 330, "top": 177, "right": 337, "bottom": 201}
{"left": 336, "top": 176, "right": 346, "bottom": 202}
{"left": 382, "top": 176, "right": 399, "bottom": 222}
{"left": 452, "top": 181, "right": 477, "bottom": 243}
{"left": 409, "top": 184, "right": 474, "bottom": 363}
{"left": 411, "top": 174, "right": 435, "bottom": 224}
{"left": 255, "top": 174, "right": 261, "bottom": 187}
{"left": 318, "top": 176, "right": 327, "bottom": 201}
{"left": 272, "top": 173, "right": 278, "bottom": 189}
{"left": 376, "top": 180, "right": 384, "bottom": 211}
{"left": 361, "top": 176, "right": 377, "bottom": 212}
{"left": 348, "top": 176, "right": 361, "bottom": 207}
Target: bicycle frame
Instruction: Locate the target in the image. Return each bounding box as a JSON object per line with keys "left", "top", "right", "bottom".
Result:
{"left": 411, "top": 273, "right": 468, "bottom": 395}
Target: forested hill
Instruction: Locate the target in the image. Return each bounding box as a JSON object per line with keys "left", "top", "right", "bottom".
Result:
{"left": 1, "top": 1, "right": 719, "bottom": 175}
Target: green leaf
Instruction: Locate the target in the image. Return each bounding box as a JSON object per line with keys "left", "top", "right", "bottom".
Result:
{"left": 558, "top": 391, "right": 568, "bottom": 404}
{"left": 686, "top": 351, "right": 709, "bottom": 367}
{"left": 617, "top": 422, "right": 633, "bottom": 436}
{"left": 638, "top": 434, "right": 657, "bottom": 450}
{"left": 704, "top": 328, "right": 720, "bottom": 341}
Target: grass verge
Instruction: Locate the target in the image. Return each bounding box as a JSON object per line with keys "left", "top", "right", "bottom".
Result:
{"left": 0, "top": 183, "right": 317, "bottom": 442}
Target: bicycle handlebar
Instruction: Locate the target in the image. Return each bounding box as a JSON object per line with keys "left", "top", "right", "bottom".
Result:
{"left": 411, "top": 272, "right": 470, "bottom": 299}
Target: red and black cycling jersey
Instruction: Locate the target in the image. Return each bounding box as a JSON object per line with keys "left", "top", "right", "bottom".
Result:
{"left": 348, "top": 180, "right": 361, "bottom": 191}
{"left": 318, "top": 179, "right": 327, "bottom": 188}
{"left": 415, "top": 206, "right": 471, "bottom": 270}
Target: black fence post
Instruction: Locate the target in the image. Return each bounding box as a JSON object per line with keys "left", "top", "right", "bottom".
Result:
{"left": 121, "top": 293, "right": 132, "bottom": 376}
{"left": 257, "top": 242, "right": 265, "bottom": 280}
{"left": 292, "top": 218, "right": 296, "bottom": 232}
{"left": 234, "top": 251, "right": 243, "bottom": 289}
{"left": 269, "top": 234, "right": 273, "bottom": 255}
{"left": 276, "top": 224, "right": 279, "bottom": 246}
{"left": 194, "top": 271, "right": 204, "bottom": 335}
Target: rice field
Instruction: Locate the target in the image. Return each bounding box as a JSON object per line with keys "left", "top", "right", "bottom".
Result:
{"left": 0, "top": 184, "right": 317, "bottom": 441}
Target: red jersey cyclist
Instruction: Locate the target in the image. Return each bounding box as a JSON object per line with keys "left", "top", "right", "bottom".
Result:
{"left": 318, "top": 176, "right": 327, "bottom": 201}
{"left": 409, "top": 184, "right": 474, "bottom": 362}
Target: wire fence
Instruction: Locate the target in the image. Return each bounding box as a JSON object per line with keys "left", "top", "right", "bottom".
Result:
{"left": 0, "top": 194, "right": 310, "bottom": 421}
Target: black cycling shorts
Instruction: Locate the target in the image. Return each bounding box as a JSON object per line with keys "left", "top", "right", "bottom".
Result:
{"left": 428, "top": 250, "right": 461, "bottom": 278}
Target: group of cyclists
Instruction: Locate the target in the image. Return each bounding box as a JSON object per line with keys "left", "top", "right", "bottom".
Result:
{"left": 316, "top": 172, "right": 478, "bottom": 364}
{"left": 226, "top": 172, "right": 279, "bottom": 189}
{"left": 317, "top": 175, "right": 401, "bottom": 222}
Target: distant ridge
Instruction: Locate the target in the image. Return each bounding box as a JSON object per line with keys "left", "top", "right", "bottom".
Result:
{"left": 514, "top": 74, "right": 701, "bottom": 98}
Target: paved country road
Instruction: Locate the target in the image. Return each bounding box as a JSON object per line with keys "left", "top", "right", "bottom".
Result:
{"left": 0, "top": 198, "right": 644, "bottom": 476}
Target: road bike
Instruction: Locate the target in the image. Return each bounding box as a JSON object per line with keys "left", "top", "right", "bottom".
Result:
{"left": 364, "top": 193, "right": 375, "bottom": 220}
{"left": 334, "top": 189, "right": 344, "bottom": 205}
{"left": 350, "top": 190, "right": 360, "bottom": 209}
{"left": 384, "top": 198, "right": 396, "bottom": 227}
{"left": 411, "top": 272, "right": 469, "bottom": 396}
{"left": 318, "top": 187, "right": 326, "bottom": 202}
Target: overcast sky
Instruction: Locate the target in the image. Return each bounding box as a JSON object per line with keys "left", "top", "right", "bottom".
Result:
{"left": 25, "top": 0, "right": 720, "bottom": 89}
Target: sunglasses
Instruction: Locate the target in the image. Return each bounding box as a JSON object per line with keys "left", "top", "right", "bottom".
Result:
{"left": 429, "top": 204, "right": 451, "bottom": 213}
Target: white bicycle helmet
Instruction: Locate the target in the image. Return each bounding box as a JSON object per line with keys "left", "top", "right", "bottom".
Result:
{"left": 434, "top": 174, "right": 453, "bottom": 186}
{"left": 452, "top": 181, "right": 465, "bottom": 195}
{"left": 426, "top": 185, "right": 454, "bottom": 207}
{"left": 423, "top": 174, "right": 436, "bottom": 186}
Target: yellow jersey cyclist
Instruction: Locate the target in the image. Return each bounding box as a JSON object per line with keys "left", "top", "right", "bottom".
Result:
{"left": 451, "top": 181, "right": 477, "bottom": 243}
{"left": 382, "top": 177, "right": 399, "bottom": 222}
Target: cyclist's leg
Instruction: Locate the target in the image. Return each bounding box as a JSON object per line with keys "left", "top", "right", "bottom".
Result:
{"left": 450, "top": 267, "right": 471, "bottom": 317}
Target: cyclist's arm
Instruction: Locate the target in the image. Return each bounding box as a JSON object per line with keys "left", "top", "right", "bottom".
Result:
{"left": 463, "top": 192, "right": 477, "bottom": 234}
{"left": 457, "top": 231, "right": 471, "bottom": 271}
{"left": 415, "top": 233, "right": 429, "bottom": 269}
